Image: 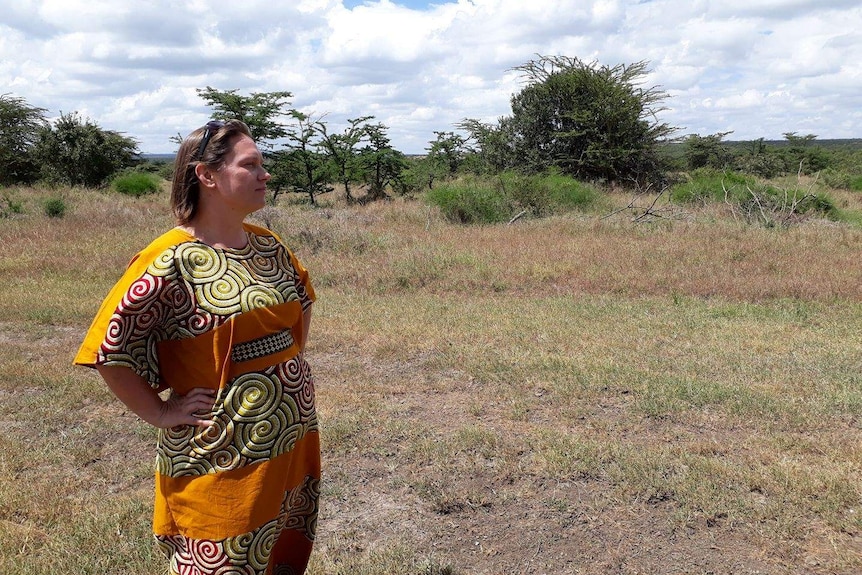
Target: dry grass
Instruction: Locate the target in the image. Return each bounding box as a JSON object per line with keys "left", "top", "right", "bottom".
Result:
{"left": 1, "top": 185, "right": 860, "bottom": 574}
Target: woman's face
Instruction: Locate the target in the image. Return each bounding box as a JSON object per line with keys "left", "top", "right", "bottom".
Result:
{"left": 209, "top": 134, "right": 271, "bottom": 217}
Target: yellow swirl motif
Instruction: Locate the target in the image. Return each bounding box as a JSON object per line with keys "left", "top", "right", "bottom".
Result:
{"left": 225, "top": 374, "right": 281, "bottom": 423}
{"left": 148, "top": 248, "right": 180, "bottom": 279}
{"left": 240, "top": 284, "right": 282, "bottom": 312}
{"left": 195, "top": 264, "right": 250, "bottom": 316}
{"left": 176, "top": 243, "right": 229, "bottom": 283}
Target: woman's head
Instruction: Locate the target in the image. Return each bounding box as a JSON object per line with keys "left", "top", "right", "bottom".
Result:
{"left": 171, "top": 119, "right": 253, "bottom": 225}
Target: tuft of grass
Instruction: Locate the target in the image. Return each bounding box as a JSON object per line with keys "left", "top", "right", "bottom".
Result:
{"left": 1, "top": 191, "right": 25, "bottom": 218}
{"left": 42, "top": 196, "right": 67, "bottom": 218}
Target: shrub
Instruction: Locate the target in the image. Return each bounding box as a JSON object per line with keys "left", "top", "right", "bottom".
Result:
{"left": 157, "top": 161, "right": 175, "bottom": 181}
{"left": 733, "top": 152, "right": 786, "bottom": 179}
{"left": 426, "top": 177, "right": 510, "bottom": 224}
{"left": 669, "top": 169, "right": 755, "bottom": 204}
{"left": 1, "top": 191, "right": 24, "bottom": 218}
{"left": 426, "top": 171, "right": 600, "bottom": 224}
{"left": 43, "top": 196, "right": 67, "bottom": 218}
{"left": 111, "top": 171, "right": 162, "bottom": 197}
{"left": 820, "top": 168, "right": 850, "bottom": 190}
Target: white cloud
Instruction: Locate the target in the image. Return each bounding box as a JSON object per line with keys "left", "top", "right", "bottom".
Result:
{"left": 0, "top": 0, "right": 860, "bottom": 152}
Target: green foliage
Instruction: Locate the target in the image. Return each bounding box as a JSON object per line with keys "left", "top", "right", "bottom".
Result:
{"left": 43, "top": 196, "right": 67, "bottom": 218}
{"left": 669, "top": 169, "right": 755, "bottom": 204}
{"left": 111, "top": 171, "right": 162, "bottom": 197}
{"left": 498, "top": 170, "right": 598, "bottom": 217}
{"left": 426, "top": 131, "right": 468, "bottom": 177}
{"left": 426, "top": 171, "right": 599, "bottom": 224}
{"left": 0, "top": 94, "right": 47, "bottom": 185}
{"left": 397, "top": 156, "right": 437, "bottom": 196}
{"left": 314, "top": 116, "right": 372, "bottom": 203}
{"left": 359, "top": 122, "right": 408, "bottom": 200}
{"left": 820, "top": 168, "right": 853, "bottom": 190}
{"left": 426, "top": 177, "right": 511, "bottom": 224}
{"left": 195, "top": 87, "right": 294, "bottom": 150}
{"left": 732, "top": 149, "right": 786, "bottom": 179}
{"left": 157, "top": 161, "right": 175, "bottom": 181}
{"left": 670, "top": 168, "right": 839, "bottom": 226}
{"left": 684, "top": 132, "right": 734, "bottom": 171}
{"left": 269, "top": 112, "right": 334, "bottom": 205}
{"left": 33, "top": 112, "right": 139, "bottom": 187}
{"left": 503, "top": 55, "right": 675, "bottom": 183}
{"left": 779, "top": 132, "right": 833, "bottom": 175}
{"left": 0, "top": 191, "right": 25, "bottom": 218}
{"left": 456, "top": 118, "right": 516, "bottom": 175}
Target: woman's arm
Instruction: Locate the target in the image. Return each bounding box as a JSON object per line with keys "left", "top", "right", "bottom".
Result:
{"left": 96, "top": 364, "right": 216, "bottom": 429}
{"left": 301, "top": 305, "right": 312, "bottom": 352}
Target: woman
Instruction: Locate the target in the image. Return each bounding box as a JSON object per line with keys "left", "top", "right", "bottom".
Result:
{"left": 74, "top": 120, "right": 320, "bottom": 575}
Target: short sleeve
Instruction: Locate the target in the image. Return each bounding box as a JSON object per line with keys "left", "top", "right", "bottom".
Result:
{"left": 74, "top": 230, "right": 188, "bottom": 389}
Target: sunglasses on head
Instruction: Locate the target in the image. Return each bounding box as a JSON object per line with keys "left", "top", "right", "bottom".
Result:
{"left": 196, "top": 120, "right": 225, "bottom": 159}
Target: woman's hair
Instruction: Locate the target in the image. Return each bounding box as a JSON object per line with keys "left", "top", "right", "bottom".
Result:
{"left": 170, "top": 119, "right": 253, "bottom": 225}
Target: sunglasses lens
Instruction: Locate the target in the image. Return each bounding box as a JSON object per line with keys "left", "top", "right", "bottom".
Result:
{"left": 197, "top": 120, "right": 225, "bottom": 159}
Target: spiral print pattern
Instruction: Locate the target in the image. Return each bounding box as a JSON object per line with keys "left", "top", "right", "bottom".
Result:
{"left": 176, "top": 243, "right": 229, "bottom": 284}
{"left": 225, "top": 374, "right": 281, "bottom": 422}
{"left": 160, "top": 370, "right": 315, "bottom": 477}
{"left": 189, "top": 538, "right": 230, "bottom": 572}
{"left": 104, "top": 232, "right": 316, "bottom": 472}
{"left": 284, "top": 476, "right": 320, "bottom": 540}
{"left": 155, "top": 475, "right": 319, "bottom": 574}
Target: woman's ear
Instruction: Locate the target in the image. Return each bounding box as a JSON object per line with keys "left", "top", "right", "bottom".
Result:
{"left": 195, "top": 163, "right": 216, "bottom": 189}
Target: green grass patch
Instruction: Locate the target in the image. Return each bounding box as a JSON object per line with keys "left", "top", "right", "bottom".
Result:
{"left": 111, "top": 171, "right": 162, "bottom": 197}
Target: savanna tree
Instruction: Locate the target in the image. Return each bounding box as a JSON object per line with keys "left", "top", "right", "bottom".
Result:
{"left": 505, "top": 55, "right": 676, "bottom": 182}
{"left": 196, "top": 87, "right": 294, "bottom": 150}
{"left": 0, "top": 94, "right": 47, "bottom": 184}
{"left": 34, "top": 112, "right": 139, "bottom": 187}
{"left": 456, "top": 117, "right": 517, "bottom": 175}
{"left": 359, "top": 122, "right": 407, "bottom": 200}
{"left": 684, "top": 132, "right": 734, "bottom": 171}
{"left": 276, "top": 112, "right": 332, "bottom": 205}
{"left": 316, "top": 116, "right": 372, "bottom": 203}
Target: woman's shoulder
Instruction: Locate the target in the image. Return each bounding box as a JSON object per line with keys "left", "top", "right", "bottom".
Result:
{"left": 125, "top": 228, "right": 197, "bottom": 274}
{"left": 243, "top": 221, "right": 280, "bottom": 241}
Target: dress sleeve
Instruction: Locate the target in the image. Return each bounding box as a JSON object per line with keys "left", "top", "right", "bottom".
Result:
{"left": 287, "top": 248, "right": 316, "bottom": 311}
{"left": 74, "top": 249, "right": 176, "bottom": 389}
{"left": 262, "top": 224, "right": 316, "bottom": 309}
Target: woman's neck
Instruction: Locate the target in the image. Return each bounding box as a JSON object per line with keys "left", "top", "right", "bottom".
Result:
{"left": 180, "top": 215, "right": 248, "bottom": 249}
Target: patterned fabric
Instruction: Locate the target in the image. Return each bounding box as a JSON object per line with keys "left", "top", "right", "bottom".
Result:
{"left": 74, "top": 224, "right": 319, "bottom": 575}
{"left": 232, "top": 330, "right": 296, "bottom": 363}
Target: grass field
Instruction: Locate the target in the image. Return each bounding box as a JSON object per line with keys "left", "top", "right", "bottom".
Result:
{"left": 0, "top": 182, "right": 860, "bottom": 574}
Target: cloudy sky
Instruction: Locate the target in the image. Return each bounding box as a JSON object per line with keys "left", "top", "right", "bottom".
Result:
{"left": 2, "top": 0, "right": 860, "bottom": 154}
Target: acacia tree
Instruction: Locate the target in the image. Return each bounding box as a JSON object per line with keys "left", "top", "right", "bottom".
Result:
{"left": 359, "top": 122, "right": 407, "bottom": 201}
{"left": 34, "top": 112, "right": 139, "bottom": 187}
{"left": 315, "top": 116, "right": 372, "bottom": 203}
{"left": 456, "top": 118, "right": 516, "bottom": 175}
{"left": 277, "top": 112, "right": 332, "bottom": 205}
{"left": 427, "top": 131, "right": 468, "bottom": 175}
{"left": 684, "top": 132, "right": 734, "bottom": 170}
{"left": 504, "top": 55, "right": 676, "bottom": 182}
{"left": 195, "top": 87, "right": 294, "bottom": 150}
{"left": 0, "top": 94, "right": 47, "bottom": 184}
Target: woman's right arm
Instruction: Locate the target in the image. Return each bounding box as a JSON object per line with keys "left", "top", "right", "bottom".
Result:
{"left": 96, "top": 364, "right": 216, "bottom": 429}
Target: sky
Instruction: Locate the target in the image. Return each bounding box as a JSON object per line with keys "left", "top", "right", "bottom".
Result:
{"left": 1, "top": 0, "right": 860, "bottom": 154}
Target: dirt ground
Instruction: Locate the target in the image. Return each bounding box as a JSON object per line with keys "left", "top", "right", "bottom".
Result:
{"left": 309, "top": 352, "right": 860, "bottom": 575}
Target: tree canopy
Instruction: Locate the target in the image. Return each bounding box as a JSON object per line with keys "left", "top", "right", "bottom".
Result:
{"left": 0, "top": 93, "right": 47, "bottom": 185}
{"left": 467, "top": 55, "right": 676, "bottom": 183}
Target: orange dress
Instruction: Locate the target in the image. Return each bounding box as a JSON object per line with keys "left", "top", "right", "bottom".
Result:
{"left": 74, "top": 224, "right": 319, "bottom": 575}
